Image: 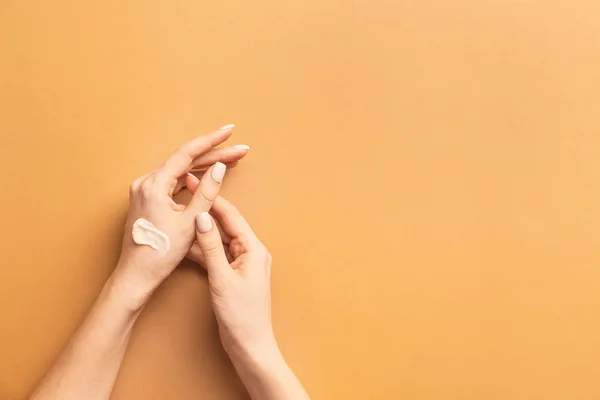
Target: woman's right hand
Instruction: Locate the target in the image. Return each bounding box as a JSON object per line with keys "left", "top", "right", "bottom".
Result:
{"left": 185, "top": 176, "right": 309, "bottom": 399}
{"left": 185, "top": 190, "right": 277, "bottom": 360}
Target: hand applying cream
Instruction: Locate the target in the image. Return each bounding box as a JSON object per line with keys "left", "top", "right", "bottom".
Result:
{"left": 129, "top": 155, "right": 227, "bottom": 258}
{"left": 30, "top": 125, "right": 241, "bottom": 400}
{"left": 113, "top": 126, "right": 232, "bottom": 295}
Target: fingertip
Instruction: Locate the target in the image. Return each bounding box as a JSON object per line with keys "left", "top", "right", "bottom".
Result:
{"left": 211, "top": 162, "right": 227, "bottom": 183}
{"left": 210, "top": 124, "right": 234, "bottom": 144}
{"left": 187, "top": 172, "right": 199, "bottom": 181}
{"left": 196, "top": 212, "right": 213, "bottom": 233}
{"left": 186, "top": 172, "right": 200, "bottom": 193}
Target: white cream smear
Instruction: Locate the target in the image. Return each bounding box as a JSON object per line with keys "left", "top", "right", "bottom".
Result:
{"left": 132, "top": 218, "right": 170, "bottom": 257}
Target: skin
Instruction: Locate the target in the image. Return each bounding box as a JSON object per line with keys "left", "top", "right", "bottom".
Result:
{"left": 30, "top": 126, "right": 309, "bottom": 400}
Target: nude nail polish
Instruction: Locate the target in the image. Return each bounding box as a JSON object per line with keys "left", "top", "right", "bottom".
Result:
{"left": 219, "top": 124, "right": 235, "bottom": 130}
{"left": 196, "top": 212, "right": 212, "bottom": 233}
{"left": 211, "top": 162, "right": 226, "bottom": 183}
{"left": 233, "top": 144, "right": 250, "bottom": 150}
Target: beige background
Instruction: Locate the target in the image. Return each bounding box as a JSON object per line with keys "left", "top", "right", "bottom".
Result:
{"left": 1, "top": 0, "right": 600, "bottom": 399}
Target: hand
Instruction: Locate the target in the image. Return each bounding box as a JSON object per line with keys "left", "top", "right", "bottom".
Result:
{"left": 114, "top": 125, "right": 249, "bottom": 306}
{"left": 185, "top": 187, "right": 309, "bottom": 400}
{"left": 185, "top": 175, "right": 276, "bottom": 357}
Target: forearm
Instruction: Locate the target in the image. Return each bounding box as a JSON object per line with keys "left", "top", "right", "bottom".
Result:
{"left": 31, "top": 268, "right": 148, "bottom": 400}
{"left": 231, "top": 340, "right": 310, "bottom": 400}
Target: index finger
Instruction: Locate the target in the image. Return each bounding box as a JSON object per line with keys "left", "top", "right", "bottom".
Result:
{"left": 156, "top": 124, "right": 235, "bottom": 185}
{"left": 210, "top": 195, "right": 257, "bottom": 243}
{"left": 185, "top": 179, "right": 256, "bottom": 243}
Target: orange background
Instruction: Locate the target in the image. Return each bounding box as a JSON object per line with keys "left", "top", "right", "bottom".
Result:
{"left": 1, "top": 1, "right": 600, "bottom": 399}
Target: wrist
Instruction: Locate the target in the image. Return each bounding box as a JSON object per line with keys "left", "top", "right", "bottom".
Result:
{"left": 106, "top": 262, "right": 157, "bottom": 312}
{"left": 229, "top": 338, "right": 303, "bottom": 400}
{"left": 228, "top": 335, "right": 285, "bottom": 380}
{"left": 223, "top": 328, "right": 278, "bottom": 365}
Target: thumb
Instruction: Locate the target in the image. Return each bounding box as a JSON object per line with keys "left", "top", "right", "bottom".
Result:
{"left": 195, "top": 212, "right": 231, "bottom": 277}
{"left": 186, "top": 162, "right": 225, "bottom": 216}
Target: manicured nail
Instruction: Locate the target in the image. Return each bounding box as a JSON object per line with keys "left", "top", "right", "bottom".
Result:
{"left": 196, "top": 212, "right": 212, "bottom": 233}
{"left": 187, "top": 172, "right": 198, "bottom": 180}
{"left": 211, "top": 162, "right": 226, "bottom": 183}
{"left": 233, "top": 144, "right": 250, "bottom": 150}
{"left": 219, "top": 124, "right": 235, "bottom": 130}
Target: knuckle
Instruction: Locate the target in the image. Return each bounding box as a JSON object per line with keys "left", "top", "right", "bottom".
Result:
{"left": 173, "top": 147, "right": 192, "bottom": 163}
{"left": 200, "top": 240, "right": 222, "bottom": 257}
{"left": 194, "top": 190, "right": 212, "bottom": 207}
{"left": 140, "top": 180, "right": 155, "bottom": 197}
{"left": 129, "top": 178, "right": 143, "bottom": 194}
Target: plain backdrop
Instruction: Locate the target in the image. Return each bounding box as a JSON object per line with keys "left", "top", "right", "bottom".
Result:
{"left": 1, "top": 0, "right": 600, "bottom": 398}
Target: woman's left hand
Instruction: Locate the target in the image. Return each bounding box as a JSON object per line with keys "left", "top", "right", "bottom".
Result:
{"left": 113, "top": 125, "right": 248, "bottom": 306}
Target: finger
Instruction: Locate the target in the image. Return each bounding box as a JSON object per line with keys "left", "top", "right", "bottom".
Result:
{"left": 185, "top": 171, "right": 201, "bottom": 193}
{"left": 185, "top": 177, "right": 255, "bottom": 247}
{"left": 173, "top": 176, "right": 190, "bottom": 196}
{"left": 210, "top": 196, "right": 257, "bottom": 242}
{"left": 213, "top": 216, "right": 232, "bottom": 244}
{"left": 187, "top": 241, "right": 235, "bottom": 267}
{"left": 183, "top": 178, "right": 235, "bottom": 245}
{"left": 185, "top": 162, "right": 226, "bottom": 215}
{"left": 155, "top": 124, "right": 235, "bottom": 190}
{"left": 184, "top": 179, "right": 252, "bottom": 240}
{"left": 185, "top": 184, "right": 232, "bottom": 241}
{"left": 190, "top": 160, "right": 239, "bottom": 173}
{"left": 187, "top": 242, "right": 206, "bottom": 268}
{"left": 195, "top": 212, "right": 232, "bottom": 278}
{"left": 172, "top": 160, "right": 239, "bottom": 196}
{"left": 190, "top": 145, "right": 249, "bottom": 170}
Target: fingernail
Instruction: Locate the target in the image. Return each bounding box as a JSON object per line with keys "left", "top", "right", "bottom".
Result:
{"left": 219, "top": 124, "right": 235, "bottom": 130}
{"left": 196, "top": 212, "right": 212, "bottom": 233}
{"left": 211, "top": 162, "right": 226, "bottom": 183}
{"left": 187, "top": 172, "right": 199, "bottom": 181}
{"left": 233, "top": 144, "right": 250, "bottom": 150}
